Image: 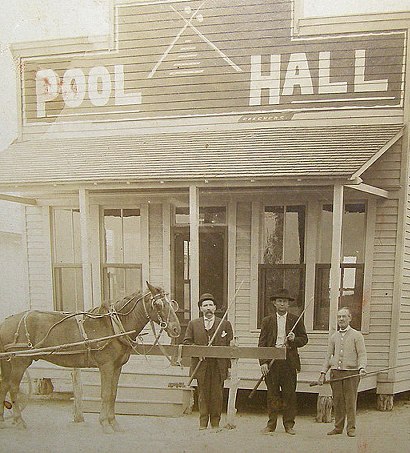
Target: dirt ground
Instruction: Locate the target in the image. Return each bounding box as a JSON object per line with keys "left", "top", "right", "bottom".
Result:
{"left": 0, "top": 392, "right": 409, "bottom": 453}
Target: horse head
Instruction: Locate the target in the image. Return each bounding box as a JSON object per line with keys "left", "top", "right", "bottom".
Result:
{"left": 146, "top": 282, "right": 181, "bottom": 338}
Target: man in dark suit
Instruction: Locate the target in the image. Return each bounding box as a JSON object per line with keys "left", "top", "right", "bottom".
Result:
{"left": 258, "top": 289, "right": 308, "bottom": 435}
{"left": 183, "top": 293, "right": 233, "bottom": 431}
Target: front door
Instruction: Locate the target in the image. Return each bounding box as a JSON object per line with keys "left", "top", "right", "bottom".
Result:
{"left": 172, "top": 226, "right": 227, "bottom": 341}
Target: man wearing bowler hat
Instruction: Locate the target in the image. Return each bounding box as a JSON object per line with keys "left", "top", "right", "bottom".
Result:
{"left": 258, "top": 288, "right": 308, "bottom": 435}
{"left": 183, "top": 293, "right": 233, "bottom": 431}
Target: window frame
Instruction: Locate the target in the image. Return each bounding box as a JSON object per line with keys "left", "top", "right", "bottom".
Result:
{"left": 51, "top": 207, "right": 84, "bottom": 312}
{"left": 256, "top": 203, "right": 307, "bottom": 329}
{"left": 101, "top": 207, "right": 143, "bottom": 303}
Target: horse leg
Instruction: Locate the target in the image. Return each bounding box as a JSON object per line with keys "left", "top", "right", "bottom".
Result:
{"left": 9, "top": 359, "right": 31, "bottom": 429}
{"left": 99, "top": 364, "right": 115, "bottom": 434}
{"left": 0, "top": 359, "right": 12, "bottom": 428}
{"left": 108, "top": 365, "right": 123, "bottom": 432}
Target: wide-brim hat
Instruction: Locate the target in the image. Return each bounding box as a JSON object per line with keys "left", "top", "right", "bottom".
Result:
{"left": 269, "top": 288, "right": 295, "bottom": 302}
{"left": 198, "top": 293, "right": 216, "bottom": 307}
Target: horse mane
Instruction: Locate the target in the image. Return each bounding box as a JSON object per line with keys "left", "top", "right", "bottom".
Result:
{"left": 89, "top": 291, "right": 144, "bottom": 315}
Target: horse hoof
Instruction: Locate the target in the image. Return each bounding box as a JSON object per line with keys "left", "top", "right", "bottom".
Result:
{"left": 14, "top": 420, "right": 27, "bottom": 430}
{"left": 110, "top": 421, "right": 124, "bottom": 433}
{"left": 102, "top": 424, "right": 114, "bottom": 434}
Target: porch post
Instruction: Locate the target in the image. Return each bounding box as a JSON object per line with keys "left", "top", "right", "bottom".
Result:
{"left": 79, "top": 188, "right": 93, "bottom": 311}
{"left": 329, "top": 185, "right": 343, "bottom": 333}
{"left": 189, "top": 185, "right": 200, "bottom": 319}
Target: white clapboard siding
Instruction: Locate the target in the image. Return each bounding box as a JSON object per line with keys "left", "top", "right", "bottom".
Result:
{"left": 25, "top": 206, "right": 53, "bottom": 311}
{"left": 149, "top": 203, "right": 164, "bottom": 287}
{"left": 397, "top": 165, "right": 410, "bottom": 388}
{"left": 235, "top": 202, "right": 252, "bottom": 338}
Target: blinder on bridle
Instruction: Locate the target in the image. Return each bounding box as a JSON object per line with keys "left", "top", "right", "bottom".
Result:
{"left": 150, "top": 292, "right": 179, "bottom": 330}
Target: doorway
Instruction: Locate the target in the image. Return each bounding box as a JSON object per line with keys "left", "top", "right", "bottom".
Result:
{"left": 172, "top": 225, "right": 227, "bottom": 340}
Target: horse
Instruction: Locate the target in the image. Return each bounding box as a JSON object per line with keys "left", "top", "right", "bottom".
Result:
{"left": 0, "top": 282, "right": 181, "bottom": 433}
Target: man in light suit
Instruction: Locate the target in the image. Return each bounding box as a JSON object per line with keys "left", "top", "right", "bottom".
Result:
{"left": 183, "top": 293, "right": 233, "bottom": 430}
{"left": 258, "top": 289, "right": 308, "bottom": 435}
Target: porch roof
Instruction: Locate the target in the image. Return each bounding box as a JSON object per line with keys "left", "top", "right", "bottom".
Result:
{"left": 0, "top": 124, "right": 403, "bottom": 187}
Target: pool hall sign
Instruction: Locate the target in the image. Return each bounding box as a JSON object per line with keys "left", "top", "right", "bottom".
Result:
{"left": 23, "top": 0, "right": 405, "bottom": 124}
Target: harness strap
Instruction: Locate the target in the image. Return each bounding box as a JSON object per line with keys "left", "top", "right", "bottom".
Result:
{"left": 75, "top": 314, "right": 91, "bottom": 365}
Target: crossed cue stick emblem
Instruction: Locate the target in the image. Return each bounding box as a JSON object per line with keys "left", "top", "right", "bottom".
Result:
{"left": 148, "top": 1, "right": 243, "bottom": 79}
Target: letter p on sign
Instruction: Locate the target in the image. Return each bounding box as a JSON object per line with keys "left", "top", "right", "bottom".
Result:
{"left": 36, "top": 69, "right": 59, "bottom": 118}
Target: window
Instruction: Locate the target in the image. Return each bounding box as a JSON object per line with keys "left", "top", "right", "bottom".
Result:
{"left": 175, "top": 206, "right": 226, "bottom": 225}
{"left": 102, "top": 209, "right": 142, "bottom": 302}
{"left": 52, "top": 208, "right": 83, "bottom": 312}
{"left": 314, "top": 203, "right": 366, "bottom": 330}
{"left": 258, "top": 205, "right": 306, "bottom": 327}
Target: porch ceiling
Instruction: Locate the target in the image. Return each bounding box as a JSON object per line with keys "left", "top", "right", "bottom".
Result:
{"left": 0, "top": 124, "right": 403, "bottom": 187}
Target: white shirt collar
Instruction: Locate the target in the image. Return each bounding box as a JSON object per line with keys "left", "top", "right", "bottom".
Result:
{"left": 339, "top": 325, "right": 351, "bottom": 333}
{"left": 276, "top": 312, "right": 287, "bottom": 319}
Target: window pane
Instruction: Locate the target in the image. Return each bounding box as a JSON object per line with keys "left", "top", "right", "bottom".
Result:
{"left": 104, "top": 210, "right": 124, "bottom": 263}
{"left": 54, "top": 209, "right": 74, "bottom": 263}
{"left": 284, "top": 206, "right": 305, "bottom": 264}
{"left": 314, "top": 266, "right": 331, "bottom": 330}
{"left": 319, "top": 205, "right": 333, "bottom": 263}
{"left": 54, "top": 267, "right": 83, "bottom": 312}
{"left": 258, "top": 264, "right": 305, "bottom": 327}
{"left": 342, "top": 204, "right": 366, "bottom": 262}
{"left": 199, "top": 207, "right": 226, "bottom": 225}
{"left": 319, "top": 203, "right": 366, "bottom": 263}
{"left": 340, "top": 265, "right": 364, "bottom": 329}
{"left": 123, "top": 212, "right": 141, "bottom": 263}
{"left": 175, "top": 207, "right": 189, "bottom": 225}
{"left": 314, "top": 264, "right": 364, "bottom": 330}
{"left": 72, "top": 209, "right": 81, "bottom": 264}
{"left": 103, "top": 266, "right": 142, "bottom": 302}
{"left": 264, "top": 206, "right": 284, "bottom": 264}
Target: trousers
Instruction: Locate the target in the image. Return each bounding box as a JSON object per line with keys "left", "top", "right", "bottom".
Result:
{"left": 196, "top": 359, "right": 224, "bottom": 428}
{"left": 330, "top": 369, "right": 360, "bottom": 432}
{"left": 265, "top": 360, "right": 297, "bottom": 430}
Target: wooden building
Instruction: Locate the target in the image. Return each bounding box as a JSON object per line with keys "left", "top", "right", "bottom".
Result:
{"left": 0, "top": 0, "right": 410, "bottom": 406}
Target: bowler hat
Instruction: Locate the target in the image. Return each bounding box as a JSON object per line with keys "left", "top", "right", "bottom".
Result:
{"left": 269, "top": 288, "right": 294, "bottom": 302}
{"left": 198, "top": 293, "right": 216, "bottom": 307}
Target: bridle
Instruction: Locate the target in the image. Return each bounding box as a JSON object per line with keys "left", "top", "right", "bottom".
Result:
{"left": 141, "top": 292, "right": 179, "bottom": 335}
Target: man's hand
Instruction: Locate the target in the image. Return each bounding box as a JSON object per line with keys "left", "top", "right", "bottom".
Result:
{"left": 318, "top": 373, "right": 326, "bottom": 385}
{"left": 286, "top": 332, "right": 295, "bottom": 342}
{"left": 359, "top": 368, "right": 367, "bottom": 377}
{"left": 261, "top": 363, "right": 269, "bottom": 377}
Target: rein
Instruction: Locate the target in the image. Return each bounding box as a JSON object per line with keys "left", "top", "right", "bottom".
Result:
{"left": 4, "top": 290, "right": 176, "bottom": 365}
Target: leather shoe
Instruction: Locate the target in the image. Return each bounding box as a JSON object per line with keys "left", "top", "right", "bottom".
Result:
{"left": 327, "top": 429, "right": 343, "bottom": 435}
{"left": 261, "top": 427, "right": 275, "bottom": 435}
{"left": 285, "top": 428, "right": 296, "bottom": 435}
{"left": 347, "top": 429, "right": 356, "bottom": 437}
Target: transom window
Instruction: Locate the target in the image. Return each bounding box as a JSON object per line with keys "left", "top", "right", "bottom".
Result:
{"left": 102, "top": 208, "right": 142, "bottom": 302}
{"left": 175, "top": 206, "right": 226, "bottom": 225}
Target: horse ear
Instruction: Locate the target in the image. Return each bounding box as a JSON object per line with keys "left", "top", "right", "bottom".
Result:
{"left": 146, "top": 281, "right": 157, "bottom": 294}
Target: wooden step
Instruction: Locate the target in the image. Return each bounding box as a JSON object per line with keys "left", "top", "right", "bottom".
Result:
{"left": 80, "top": 368, "right": 189, "bottom": 387}
{"left": 82, "top": 383, "right": 192, "bottom": 403}
{"left": 82, "top": 396, "right": 192, "bottom": 417}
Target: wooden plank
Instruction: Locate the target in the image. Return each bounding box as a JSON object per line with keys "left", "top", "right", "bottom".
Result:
{"left": 130, "top": 344, "right": 286, "bottom": 360}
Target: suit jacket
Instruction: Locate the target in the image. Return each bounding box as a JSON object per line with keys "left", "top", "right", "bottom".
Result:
{"left": 183, "top": 316, "right": 233, "bottom": 380}
{"left": 258, "top": 312, "right": 308, "bottom": 371}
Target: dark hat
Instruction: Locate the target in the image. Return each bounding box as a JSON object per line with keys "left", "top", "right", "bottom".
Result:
{"left": 198, "top": 293, "right": 216, "bottom": 307}
{"left": 269, "top": 288, "right": 294, "bottom": 302}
